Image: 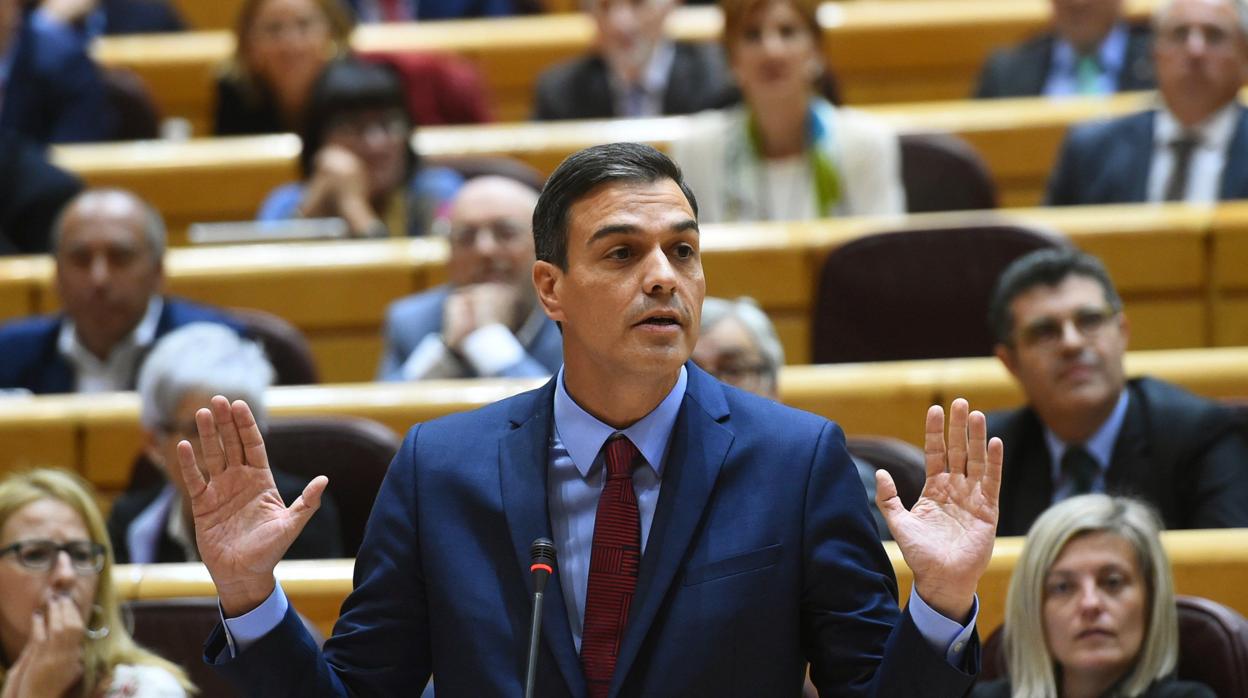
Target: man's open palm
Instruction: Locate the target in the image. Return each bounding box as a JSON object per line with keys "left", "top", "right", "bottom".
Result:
{"left": 176, "top": 396, "right": 328, "bottom": 616}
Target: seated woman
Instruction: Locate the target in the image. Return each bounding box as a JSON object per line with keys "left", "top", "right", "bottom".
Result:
{"left": 215, "top": 0, "right": 353, "bottom": 135}
{"left": 106, "top": 322, "right": 343, "bottom": 564}
{"left": 256, "top": 58, "right": 463, "bottom": 237}
{"left": 669, "top": 0, "right": 904, "bottom": 222}
{"left": 974, "top": 494, "right": 1213, "bottom": 698}
{"left": 0, "top": 468, "right": 194, "bottom": 697}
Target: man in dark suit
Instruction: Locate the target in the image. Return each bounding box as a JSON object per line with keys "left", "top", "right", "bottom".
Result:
{"left": 986, "top": 248, "right": 1248, "bottom": 537}
{"left": 377, "top": 175, "right": 562, "bottom": 381}
{"left": 178, "top": 142, "right": 1002, "bottom": 696}
{"left": 1046, "top": 0, "right": 1248, "bottom": 206}
{"left": 975, "top": 0, "right": 1155, "bottom": 99}
{"left": 0, "top": 132, "right": 82, "bottom": 255}
{"left": 0, "top": 0, "right": 115, "bottom": 143}
{"left": 0, "top": 189, "right": 241, "bottom": 394}
{"left": 533, "top": 0, "right": 733, "bottom": 120}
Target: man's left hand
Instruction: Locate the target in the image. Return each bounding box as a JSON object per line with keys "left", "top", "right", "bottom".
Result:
{"left": 877, "top": 398, "right": 1003, "bottom": 621}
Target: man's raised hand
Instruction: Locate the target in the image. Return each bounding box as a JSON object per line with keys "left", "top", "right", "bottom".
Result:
{"left": 176, "top": 395, "right": 328, "bottom": 616}
{"left": 876, "top": 398, "right": 1003, "bottom": 621}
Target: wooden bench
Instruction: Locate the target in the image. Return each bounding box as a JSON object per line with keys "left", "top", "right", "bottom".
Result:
{"left": 112, "top": 528, "right": 1248, "bottom": 639}
{"left": 1210, "top": 201, "right": 1248, "bottom": 347}
{"left": 5, "top": 346, "right": 1247, "bottom": 505}
{"left": 0, "top": 203, "right": 1217, "bottom": 381}
{"left": 52, "top": 91, "right": 1157, "bottom": 235}
{"left": 96, "top": 0, "right": 1160, "bottom": 129}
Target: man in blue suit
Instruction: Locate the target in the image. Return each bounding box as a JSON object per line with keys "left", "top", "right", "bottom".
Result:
{"left": 1047, "top": 0, "right": 1248, "bottom": 206}
{"left": 377, "top": 175, "right": 562, "bottom": 381}
{"left": 178, "top": 143, "right": 1003, "bottom": 696}
{"left": 0, "top": 189, "right": 240, "bottom": 394}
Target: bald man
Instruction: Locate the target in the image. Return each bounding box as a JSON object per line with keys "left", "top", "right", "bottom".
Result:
{"left": 0, "top": 189, "right": 240, "bottom": 394}
{"left": 377, "top": 175, "right": 563, "bottom": 381}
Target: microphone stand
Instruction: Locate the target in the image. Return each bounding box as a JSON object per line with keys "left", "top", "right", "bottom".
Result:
{"left": 525, "top": 538, "right": 557, "bottom": 698}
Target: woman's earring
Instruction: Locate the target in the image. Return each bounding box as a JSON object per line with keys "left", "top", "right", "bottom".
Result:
{"left": 85, "top": 604, "right": 110, "bottom": 641}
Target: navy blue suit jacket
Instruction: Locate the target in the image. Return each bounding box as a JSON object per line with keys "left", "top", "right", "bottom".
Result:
{"left": 207, "top": 364, "right": 978, "bottom": 697}
{"left": 0, "top": 298, "right": 241, "bottom": 394}
{"left": 0, "top": 14, "right": 115, "bottom": 144}
{"left": 1045, "top": 105, "right": 1248, "bottom": 205}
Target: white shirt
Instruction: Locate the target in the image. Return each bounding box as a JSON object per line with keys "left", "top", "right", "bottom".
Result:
{"left": 57, "top": 296, "right": 163, "bottom": 393}
{"left": 607, "top": 40, "right": 676, "bottom": 118}
{"left": 759, "top": 154, "right": 820, "bottom": 221}
{"left": 1147, "top": 103, "right": 1240, "bottom": 204}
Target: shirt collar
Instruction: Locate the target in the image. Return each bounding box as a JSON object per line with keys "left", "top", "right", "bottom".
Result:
{"left": 608, "top": 39, "right": 677, "bottom": 103}
{"left": 1155, "top": 101, "right": 1241, "bottom": 150}
{"left": 1045, "top": 388, "right": 1130, "bottom": 475}
{"left": 1051, "top": 22, "right": 1129, "bottom": 76}
{"left": 58, "top": 295, "right": 164, "bottom": 366}
{"left": 552, "top": 364, "right": 687, "bottom": 479}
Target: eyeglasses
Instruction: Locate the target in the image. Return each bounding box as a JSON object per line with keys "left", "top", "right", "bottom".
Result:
{"left": 326, "top": 112, "right": 410, "bottom": 141}
{"left": 1159, "top": 23, "right": 1233, "bottom": 50}
{"left": 1016, "top": 307, "right": 1119, "bottom": 348}
{"left": 0, "top": 539, "right": 106, "bottom": 575}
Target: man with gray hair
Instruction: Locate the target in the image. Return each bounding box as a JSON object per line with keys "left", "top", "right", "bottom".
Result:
{"left": 1047, "top": 0, "right": 1248, "bottom": 204}
{"left": 0, "top": 188, "right": 241, "bottom": 394}
{"left": 106, "top": 322, "right": 342, "bottom": 564}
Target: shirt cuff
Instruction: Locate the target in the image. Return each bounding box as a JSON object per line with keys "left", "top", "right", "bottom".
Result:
{"left": 219, "top": 584, "right": 289, "bottom": 658}
{"left": 400, "top": 334, "right": 451, "bottom": 380}
{"left": 907, "top": 587, "right": 978, "bottom": 666}
{"left": 461, "top": 323, "right": 525, "bottom": 376}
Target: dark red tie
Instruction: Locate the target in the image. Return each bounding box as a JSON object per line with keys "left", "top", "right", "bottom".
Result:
{"left": 580, "top": 435, "right": 642, "bottom": 698}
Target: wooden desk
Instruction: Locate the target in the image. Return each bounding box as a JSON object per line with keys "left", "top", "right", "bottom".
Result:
{"left": 51, "top": 91, "right": 1156, "bottom": 237}
{"left": 1209, "top": 201, "right": 1248, "bottom": 347}
{"left": 113, "top": 528, "right": 1248, "bottom": 639}
{"left": 6, "top": 347, "right": 1246, "bottom": 503}
{"left": 94, "top": 0, "right": 1160, "bottom": 130}
{"left": 0, "top": 203, "right": 1217, "bottom": 380}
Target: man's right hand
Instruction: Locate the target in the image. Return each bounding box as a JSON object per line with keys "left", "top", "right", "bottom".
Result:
{"left": 176, "top": 396, "right": 328, "bottom": 617}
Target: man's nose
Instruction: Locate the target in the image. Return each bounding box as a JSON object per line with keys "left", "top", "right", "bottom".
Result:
{"left": 1185, "top": 27, "right": 1209, "bottom": 55}
{"left": 88, "top": 255, "right": 111, "bottom": 286}
{"left": 641, "top": 246, "right": 678, "bottom": 295}
{"left": 1058, "top": 318, "right": 1086, "bottom": 349}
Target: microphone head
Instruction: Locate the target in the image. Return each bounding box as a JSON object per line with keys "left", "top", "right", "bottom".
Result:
{"left": 529, "top": 537, "right": 557, "bottom": 571}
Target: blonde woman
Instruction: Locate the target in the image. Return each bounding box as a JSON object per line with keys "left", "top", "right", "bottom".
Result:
{"left": 0, "top": 469, "right": 194, "bottom": 697}
{"left": 973, "top": 495, "right": 1212, "bottom": 698}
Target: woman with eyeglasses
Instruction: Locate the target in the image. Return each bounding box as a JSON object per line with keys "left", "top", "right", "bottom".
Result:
{"left": 215, "top": 0, "right": 354, "bottom": 136}
{"left": 0, "top": 469, "right": 193, "bottom": 698}
{"left": 256, "top": 58, "right": 463, "bottom": 237}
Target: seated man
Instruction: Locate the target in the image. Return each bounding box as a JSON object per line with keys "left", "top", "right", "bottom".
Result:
{"left": 532, "top": 0, "right": 733, "bottom": 120}
{"left": 975, "top": 0, "right": 1154, "bottom": 99}
{"left": 693, "top": 295, "right": 892, "bottom": 540}
{"left": 0, "top": 189, "right": 241, "bottom": 394}
{"left": 377, "top": 175, "right": 562, "bottom": 380}
{"left": 986, "top": 247, "right": 1248, "bottom": 536}
{"left": 0, "top": 0, "right": 116, "bottom": 143}
{"left": 1046, "top": 0, "right": 1248, "bottom": 205}
{"left": 107, "top": 322, "right": 343, "bottom": 563}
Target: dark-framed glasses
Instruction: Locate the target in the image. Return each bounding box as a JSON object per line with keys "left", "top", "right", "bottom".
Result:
{"left": 0, "top": 539, "right": 105, "bottom": 574}
{"left": 449, "top": 219, "right": 529, "bottom": 249}
{"left": 1017, "top": 307, "right": 1118, "bottom": 348}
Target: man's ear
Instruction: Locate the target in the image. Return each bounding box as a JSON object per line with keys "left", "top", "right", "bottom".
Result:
{"left": 532, "top": 260, "right": 566, "bottom": 323}
{"left": 994, "top": 343, "right": 1020, "bottom": 379}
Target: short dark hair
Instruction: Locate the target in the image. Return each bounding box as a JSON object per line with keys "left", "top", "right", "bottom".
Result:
{"left": 988, "top": 248, "right": 1123, "bottom": 346}
{"left": 532, "top": 142, "right": 698, "bottom": 269}
{"left": 299, "top": 58, "right": 416, "bottom": 179}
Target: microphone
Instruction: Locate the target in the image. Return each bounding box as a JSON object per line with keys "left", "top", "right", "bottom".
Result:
{"left": 524, "top": 537, "right": 557, "bottom": 698}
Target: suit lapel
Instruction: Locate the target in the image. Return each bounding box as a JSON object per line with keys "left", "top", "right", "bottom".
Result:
{"left": 610, "top": 367, "right": 734, "bottom": 695}
{"left": 999, "top": 409, "right": 1055, "bottom": 536}
{"left": 1220, "top": 106, "right": 1248, "bottom": 198}
{"left": 498, "top": 381, "right": 587, "bottom": 698}
{"left": 1106, "top": 385, "right": 1150, "bottom": 498}
{"left": 1120, "top": 111, "right": 1155, "bottom": 202}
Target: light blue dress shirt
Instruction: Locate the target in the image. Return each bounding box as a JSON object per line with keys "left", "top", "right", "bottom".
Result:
{"left": 1043, "top": 23, "right": 1129, "bottom": 97}
{"left": 1044, "top": 388, "right": 1130, "bottom": 502}
{"left": 223, "top": 365, "right": 978, "bottom": 665}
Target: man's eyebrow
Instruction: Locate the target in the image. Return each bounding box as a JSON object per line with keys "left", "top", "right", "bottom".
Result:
{"left": 586, "top": 218, "right": 700, "bottom": 246}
